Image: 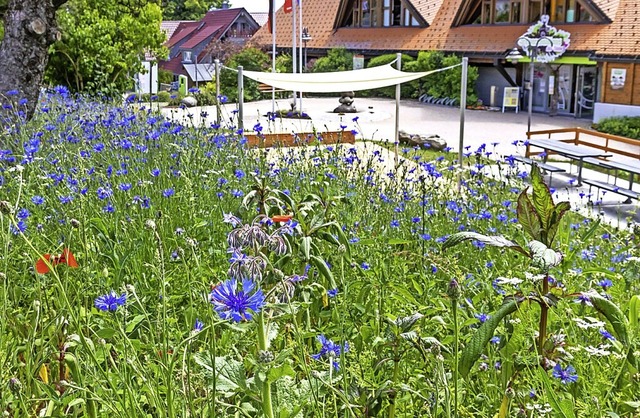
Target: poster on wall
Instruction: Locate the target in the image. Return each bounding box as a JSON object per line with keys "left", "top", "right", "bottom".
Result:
{"left": 610, "top": 68, "right": 626, "bottom": 89}
{"left": 353, "top": 55, "right": 365, "bottom": 70}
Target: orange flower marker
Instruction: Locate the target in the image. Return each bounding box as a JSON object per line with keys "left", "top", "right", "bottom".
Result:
{"left": 35, "top": 249, "right": 79, "bottom": 274}
{"left": 271, "top": 214, "right": 293, "bottom": 223}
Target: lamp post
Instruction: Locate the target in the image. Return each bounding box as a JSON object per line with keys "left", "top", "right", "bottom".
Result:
{"left": 301, "top": 27, "right": 311, "bottom": 72}
{"left": 510, "top": 16, "right": 559, "bottom": 134}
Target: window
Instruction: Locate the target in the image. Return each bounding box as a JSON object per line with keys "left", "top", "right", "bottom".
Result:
{"left": 343, "top": 0, "right": 423, "bottom": 28}
{"left": 182, "top": 51, "right": 192, "bottom": 63}
{"left": 461, "top": 0, "right": 597, "bottom": 25}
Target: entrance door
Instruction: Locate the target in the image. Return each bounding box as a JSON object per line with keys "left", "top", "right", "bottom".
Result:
{"left": 557, "top": 65, "right": 573, "bottom": 114}
{"left": 531, "top": 63, "right": 549, "bottom": 113}
{"left": 574, "top": 66, "right": 596, "bottom": 118}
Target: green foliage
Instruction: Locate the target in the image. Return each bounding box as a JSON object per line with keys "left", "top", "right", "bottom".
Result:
{"left": 404, "top": 51, "right": 479, "bottom": 104}
{"left": 362, "top": 53, "right": 415, "bottom": 98}
{"left": 218, "top": 46, "right": 271, "bottom": 102}
{"left": 312, "top": 47, "right": 353, "bottom": 73}
{"left": 158, "top": 68, "right": 174, "bottom": 85}
{"left": 593, "top": 116, "right": 640, "bottom": 140}
{"left": 162, "top": 0, "right": 221, "bottom": 20}
{"left": 46, "top": 0, "right": 167, "bottom": 95}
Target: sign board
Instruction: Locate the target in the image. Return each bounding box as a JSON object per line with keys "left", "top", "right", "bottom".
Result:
{"left": 353, "top": 54, "right": 365, "bottom": 70}
{"left": 610, "top": 68, "right": 626, "bottom": 89}
{"left": 502, "top": 87, "right": 519, "bottom": 113}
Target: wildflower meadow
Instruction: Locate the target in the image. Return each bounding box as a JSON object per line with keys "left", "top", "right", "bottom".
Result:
{"left": 0, "top": 89, "right": 639, "bottom": 417}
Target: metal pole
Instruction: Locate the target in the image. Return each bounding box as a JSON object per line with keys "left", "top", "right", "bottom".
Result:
{"left": 528, "top": 57, "right": 534, "bottom": 135}
{"left": 237, "top": 65, "right": 244, "bottom": 131}
{"left": 215, "top": 59, "right": 221, "bottom": 126}
{"left": 292, "top": 0, "right": 297, "bottom": 111}
{"left": 271, "top": 0, "right": 276, "bottom": 114}
{"left": 458, "top": 57, "right": 468, "bottom": 169}
{"left": 195, "top": 53, "right": 198, "bottom": 89}
{"left": 298, "top": 0, "right": 303, "bottom": 111}
{"left": 394, "top": 52, "right": 401, "bottom": 166}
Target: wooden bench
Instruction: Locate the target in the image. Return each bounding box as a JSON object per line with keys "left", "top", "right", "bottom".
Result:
{"left": 258, "top": 83, "right": 286, "bottom": 96}
{"left": 582, "top": 178, "right": 639, "bottom": 202}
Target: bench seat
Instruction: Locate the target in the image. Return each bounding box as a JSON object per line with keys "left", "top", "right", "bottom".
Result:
{"left": 510, "top": 156, "right": 565, "bottom": 173}
{"left": 582, "top": 179, "right": 639, "bottom": 200}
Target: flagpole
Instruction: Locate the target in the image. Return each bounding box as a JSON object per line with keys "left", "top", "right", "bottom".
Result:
{"left": 271, "top": 0, "right": 276, "bottom": 114}
{"left": 291, "top": 0, "right": 297, "bottom": 111}
{"left": 298, "top": 0, "right": 303, "bottom": 111}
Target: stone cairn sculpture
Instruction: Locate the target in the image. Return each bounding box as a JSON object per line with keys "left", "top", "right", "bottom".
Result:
{"left": 333, "top": 91, "right": 357, "bottom": 113}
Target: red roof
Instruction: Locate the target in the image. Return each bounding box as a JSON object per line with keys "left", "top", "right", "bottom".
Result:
{"left": 181, "top": 25, "right": 222, "bottom": 49}
{"left": 250, "top": 0, "right": 640, "bottom": 60}
{"left": 166, "top": 21, "right": 200, "bottom": 47}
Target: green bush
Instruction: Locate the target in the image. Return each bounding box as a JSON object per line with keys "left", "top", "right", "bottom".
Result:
{"left": 404, "top": 51, "right": 479, "bottom": 105}
{"left": 312, "top": 47, "right": 353, "bottom": 73}
{"left": 158, "top": 68, "right": 174, "bottom": 85}
{"left": 594, "top": 116, "right": 640, "bottom": 139}
{"left": 218, "top": 46, "right": 271, "bottom": 102}
{"left": 157, "top": 91, "right": 171, "bottom": 102}
{"left": 362, "top": 53, "right": 415, "bottom": 98}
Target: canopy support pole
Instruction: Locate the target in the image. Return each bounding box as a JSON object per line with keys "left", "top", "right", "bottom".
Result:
{"left": 458, "top": 57, "right": 468, "bottom": 169}
{"left": 271, "top": 0, "right": 276, "bottom": 114}
{"left": 215, "top": 59, "right": 221, "bottom": 126}
{"left": 238, "top": 65, "right": 244, "bottom": 131}
{"left": 395, "top": 52, "right": 401, "bottom": 166}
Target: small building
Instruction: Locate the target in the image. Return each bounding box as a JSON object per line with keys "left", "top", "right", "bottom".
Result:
{"left": 160, "top": 4, "right": 261, "bottom": 88}
{"left": 251, "top": 0, "right": 640, "bottom": 122}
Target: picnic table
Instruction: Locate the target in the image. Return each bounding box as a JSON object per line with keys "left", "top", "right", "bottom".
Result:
{"left": 527, "top": 139, "right": 612, "bottom": 186}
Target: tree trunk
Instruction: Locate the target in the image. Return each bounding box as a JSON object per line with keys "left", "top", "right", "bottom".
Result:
{"left": 0, "top": 0, "right": 67, "bottom": 121}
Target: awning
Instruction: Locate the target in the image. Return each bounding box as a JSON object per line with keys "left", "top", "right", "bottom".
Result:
{"left": 236, "top": 63, "right": 460, "bottom": 93}
{"left": 183, "top": 63, "right": 216, "bottom": 82}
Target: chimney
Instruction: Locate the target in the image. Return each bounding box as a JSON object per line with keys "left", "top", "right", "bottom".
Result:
{"left": 221, "top": 0, "right": 229, "bottom": 9}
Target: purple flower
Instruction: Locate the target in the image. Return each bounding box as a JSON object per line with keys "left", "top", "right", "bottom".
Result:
{"left": 311, "top": 334, "right": 349, "bottom": 370}
{"left": 95, "top": 291, "right": 126, "bottom": 312}
{"left": 163, "top": 188, "right": 175, "bottom": 198}
{"left": 327, "top": 288, "right": 338, "bottom": 298}
{"left": 193, "top": 319, "right": 204, "bottom": 333}
{"left": 552, "top": 363, "right": 578, "bottom": 384}
{"left": 599, "top": 329, "right": 615, "bottom": 341}
{"left": 209, "top": 278, "right": 265, "bottom": 322}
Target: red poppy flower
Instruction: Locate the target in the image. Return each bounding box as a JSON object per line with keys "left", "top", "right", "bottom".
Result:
{"left": 35, "top": 249, "right": 78, "bottom": 274}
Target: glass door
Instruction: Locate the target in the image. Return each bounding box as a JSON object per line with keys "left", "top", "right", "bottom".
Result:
{"left": 531, "top": 63, "right": 549, "bottom": 113}
{"left": 575, "top": 66, "right": 596, "bottom": 118}
{"left": 557, "top": 65, "right": 574, "bottom": 115}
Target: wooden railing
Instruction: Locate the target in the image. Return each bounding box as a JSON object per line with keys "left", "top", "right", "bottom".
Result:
{"left": 526, "top": 127, "right": 640, "bottom": 160}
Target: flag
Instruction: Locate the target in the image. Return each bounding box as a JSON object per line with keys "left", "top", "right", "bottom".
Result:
{"left": 284, "top": 0, "right": 296, "bottom": 14}
{"left": 268, "top": 0, "right": 275, "bottom": 32}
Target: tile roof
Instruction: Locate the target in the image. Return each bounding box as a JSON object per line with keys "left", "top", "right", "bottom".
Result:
{"left": 161, "top": 21, "right": 194, "bottom": 41}
{"left": 251, "top": 12, "right": 269, "bottom": 27}
{"left": 166, "top": 22, "right": 200, "bottom": 47}
{"left": 180, "top": 25, "right": 222, "bottom": 49}
{"left": 251, "top": 0, "right": 639, "bottom": 61}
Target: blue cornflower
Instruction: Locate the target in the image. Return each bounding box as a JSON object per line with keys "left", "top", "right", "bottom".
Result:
{"left": 474, "top": 313, "right": 489, "bottom": 323}
{"left": 597, "top": 278, "right": 613, "bottom": 290}
{"left": 599, "top": 329, "right": 615, "bottom": 341}
{"left": 327, "top": 288, "right": 339, "bottom": 298}
{"left": 490, "top": 336, "right": 500, "bottom": 344}
{"left": 96, "top": 186, "right": 113, "bottom": 200}
{"left": 94, "top": 291, "right": 127, "bottom": 312}
{"left": 163, "top": 188, "right": 175, "bottom": 198}
{"left": 390, "top": 219, "right": 400, "bottom": 228}
{"left": 311, "top": 334, "right": 349, "bottom": 371}
{"left": 31, "top": 196, "right": 45, "bottom": 205}
{"left": 193, "top": 319, "right": 204, "bottom": 333}
{"left": 209, "top": 278, "right": 265, "bottom": 322}
{"left": 6, "top": 89, "right": 19, "bottom": 96}
{"left": 552, "top": 363, "right": 578, "bottom": 384}
{"left": 16, "top": 208, "right": 30, "bottom": 220}
{"left": 10, "top": 221, "right": 27, "bottom": 235}
{"left": 151, "top": 168, "right": 161, "bottom": 177}
{"left": 361, "top": 262, "right": 370, "bottom": 270}
{"left": 234, "top": 169, "right": 245, "bottom": 179}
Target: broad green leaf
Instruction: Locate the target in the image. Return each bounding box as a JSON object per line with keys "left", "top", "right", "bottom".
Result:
{"left": 300, "top": 236, "right": 312, "bottom": 261}
{"left": 498, "top": 394, "right": 510, "bottom": 418}
{"left": 586, "top": 291, "right": 630, "bottom": 346}
{"left": 95, "top": 328, "right": 116, "bottom": 339}
{"left": 125, "top": 314, "right": 146, "bottom": 333}
{"left": 459, "top": 298, "right": 519, "bottom": 378}
{"left": 547, "top": 200, "right": 571, "bottom": 245}
{"left": 530, "top": 164, "right": 555, "bottom": 235}
{"left": 267, "top": 363, "right": 295, "bottom": 383}
{"left": 629, "top": 295, "right": 639, "bottom": 330}
{"left": 537, "top": 368, "right": 575, "bottom": 418}
{"left": 528, "top": 240, "right": 563, "bottom": 270}
{"left": 517, "top": 190, "right": 542, "bottom": 241}
{"left": 194, "top": 354, "right": 246, "bottom": 395}
{"left": 442, "top": 232, "right": 529, "bottom": 257}
{"left": 309, "top": 255, "right": 337, "bottom": 289}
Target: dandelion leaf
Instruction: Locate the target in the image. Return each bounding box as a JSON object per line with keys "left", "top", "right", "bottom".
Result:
{"left": 459, "top": 298, "right": 519, "bottom": 378}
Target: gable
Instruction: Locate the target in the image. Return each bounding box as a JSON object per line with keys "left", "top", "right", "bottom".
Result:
{"left": 334, "top": 0, "right": 428, "bottom": 28}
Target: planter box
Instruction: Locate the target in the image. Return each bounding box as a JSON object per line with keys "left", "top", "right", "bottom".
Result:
{"left": 243, "top": 130, "right": 356, "bottom": 148}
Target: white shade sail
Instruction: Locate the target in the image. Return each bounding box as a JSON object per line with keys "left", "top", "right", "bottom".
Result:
{"left": 236, "top": 63, "right": 460, "bottom": 93}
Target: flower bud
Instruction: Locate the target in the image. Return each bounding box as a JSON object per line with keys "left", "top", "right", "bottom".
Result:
{"left": 70, "top": 218, "right": 80, "bottom": 228}
{"left": 447, "top": 278, "right": 462, "bottom": 300}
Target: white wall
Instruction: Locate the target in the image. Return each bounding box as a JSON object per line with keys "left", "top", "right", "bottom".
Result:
{"left": 135, "top": 61, "right": 158, "bottom": 94}
{"left": 594, "top": 102, "right": 640, "bottom": 123}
